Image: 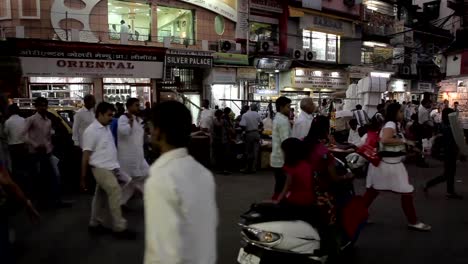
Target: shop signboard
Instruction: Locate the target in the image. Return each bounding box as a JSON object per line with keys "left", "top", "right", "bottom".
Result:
{"left": 299, "top": 14, "right": 354, "bottom": 37}
{"left": 293, "top": 68, "right": 347, "bottom": 89}
{"left": 212, "top": 68, "right": 237, "bottom": 84}
{"left": 254, "top": 58, "right": 291, "bottom": 71}
{"left": 178, "top": 0, "right": 237, "bottom": 22}
{"left": 165, "top": 49, "right": 213, "bottom": 68}
{"left": 236, "top": 0, "right": 249, "bottom": 39}
{"left": 417, "top": 82, "right": 434, "bottom": 93}
{"left": 348, "top": 66, "right": 373, "bottom": 79}
{"left": 12, "top": 39, "right": 165, "bottom": 78}
{"left": 250, "top": 0, "right": 283, "bottom": 13}
{"left": 237, "top": 68, "right": 257, "bottom": 80}
{"left": 213, "top": 53, "right": 249, "bottom": 65}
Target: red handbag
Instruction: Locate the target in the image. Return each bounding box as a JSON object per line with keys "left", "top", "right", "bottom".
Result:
{"left": 356, "top": 144, "right": 381, "bottom": 166}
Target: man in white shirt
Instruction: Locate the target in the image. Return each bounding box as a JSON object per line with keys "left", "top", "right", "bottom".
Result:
{"left": 347, "top": 119, "right": 361, "bottom": 146}
{"left": 292, "top": 98, "right": 315, "bottom": 139}
{"left": 145, "top": 101, "right": 217, "bottom": 264}
{"left": 81, "top": 102, "right": 135, "bottom": 239}
{"left": 72, "top": 94, "right": 95, "bottom": 148}
{"left": 197, "top": 99, "right": 214, "bottom": 133}
{"left": 353, "top": 104, "right": 370, "bottom": 127}
{"left": 271, "top": 96, "right": 292, "bottom": 199}
{"left": 240, "top": 103, "right": 263, "bottom": 173}
{"left": 4, "top": 103, "right": 28, "bottom": 192}
{"left": 118, "top": 98, "right": 149, "bottom": 205}
{"left": 418, "top": 99, "right": 433, "bottom": 126}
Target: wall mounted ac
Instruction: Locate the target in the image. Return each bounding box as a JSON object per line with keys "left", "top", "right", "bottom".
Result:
{"left": 304, "top": 50, "right": 317, "bottom": 61}
{"left": 218, "top": 40, "right": 239, "bottom": 53}
{"left": 291, "top": 49, "right": 304, "bottom": 60}
{"left": 258, "top": 41, "right": 274, "bottom": 52}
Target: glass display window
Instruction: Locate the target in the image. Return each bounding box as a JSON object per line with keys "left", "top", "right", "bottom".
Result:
{"left": 249, "top": 22, "right": 278, "bottom": 44}
{"left": 157, "top": 6, "right": 195, "bottom": 45}
{"left": 103, "top": 78, "right": 151, "bottom": 104}
{"left": 28, "top": 77, "right": 93, "bottom": 101}
{"left": 108, "top": 0, "right": 151, "bottom": 41}
{"left": 303, "top": 30, "right": 340, "bottom": 62}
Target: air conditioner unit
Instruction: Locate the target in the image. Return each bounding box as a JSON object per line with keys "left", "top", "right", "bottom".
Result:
{"left": 304, "top": 50, "right": 317, "bottom": 61}
{"left": 258, "top": 41, "right": 274, "bottom": 52}
{"left": 291, "top": 49, "right": 304, "bottom": 60}
{"left": 402, "top": 65, "right": 411, "bottom": 75}
{"left": 218, "top": 40, "right": 237, "bottom": 53}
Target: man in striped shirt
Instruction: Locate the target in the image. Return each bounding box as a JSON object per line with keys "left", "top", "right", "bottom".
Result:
{"left": 353, "top": 104, "right": 370, "bottom": 127}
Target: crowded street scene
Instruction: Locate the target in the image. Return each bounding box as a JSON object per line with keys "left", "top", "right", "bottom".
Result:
{"left": 2, "top": 0, "right": 468, "bottom": 263}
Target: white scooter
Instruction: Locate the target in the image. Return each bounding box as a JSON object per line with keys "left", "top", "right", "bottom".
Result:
{"left": 237, "top": 159, "right": 367, "bottom": 264}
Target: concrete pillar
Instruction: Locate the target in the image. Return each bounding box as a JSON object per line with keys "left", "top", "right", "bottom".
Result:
{"left": 93, "top": 78, "right": 103, "bottom": 103}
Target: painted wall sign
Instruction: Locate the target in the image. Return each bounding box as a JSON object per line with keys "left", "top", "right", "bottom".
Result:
{"left": 212, "top": 68, "right": 237, "bottom": 83}
{"left": 300, "top": 14, "right": 354, "bottom": 37}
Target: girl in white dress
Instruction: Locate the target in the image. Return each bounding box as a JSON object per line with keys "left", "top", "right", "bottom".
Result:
{"left": 364, "top": 103, "right": 431, "bottom": 231}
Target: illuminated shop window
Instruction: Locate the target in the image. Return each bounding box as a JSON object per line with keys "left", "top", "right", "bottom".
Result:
{"left": 108, "top": 0, "right": 151, "bottom": 41}
{"left": 302, "top": 30, "right": 340, "bottom": 62}
{"left": 157, "top": 6, "right": 194, "bottom": 45}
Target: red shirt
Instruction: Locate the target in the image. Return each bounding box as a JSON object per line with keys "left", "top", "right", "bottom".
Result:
{"left": 283, "top": 160, "right": 315, "bottom": 206}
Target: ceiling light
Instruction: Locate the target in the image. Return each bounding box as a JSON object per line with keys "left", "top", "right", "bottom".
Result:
{"left": 157, "top": 8, "right": 161, "bottom": 11}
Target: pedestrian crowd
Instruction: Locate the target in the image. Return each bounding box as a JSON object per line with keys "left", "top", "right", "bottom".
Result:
{"left": 0, "top": 89, "right": 467, "bottom": 264}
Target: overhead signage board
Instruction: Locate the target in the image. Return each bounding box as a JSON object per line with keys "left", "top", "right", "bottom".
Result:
{"left": 179, "top": 0, "right": 237, "bottom": 22}
{"left": 250, "top": 0, "right": 283, "bottom": 13}
{"left": 293, "top": 68, "right": 347, "bottom": 89}
{"left": 165, "top": 49, "right": 213, "bottom": 68}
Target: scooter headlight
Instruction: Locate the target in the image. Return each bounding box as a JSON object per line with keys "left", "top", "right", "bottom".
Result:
{"left": 243, "top": 228, "right": 281, "bottom": 243}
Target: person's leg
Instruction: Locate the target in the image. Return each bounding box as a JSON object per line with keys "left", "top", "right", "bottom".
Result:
{"left": 363, "top": 188, "right": 379, "bottom": 208}
{"left": 91, "top": 168, "right": 127, "bottom": 232}
{"left": 251, "top": 133, "right": 260, "bottom": 172}
{"left": 445, "top": 156, "right": 457, "bottom": 195}
{"left": 121, "top": 178, "right": 136, "bottom": 205}
{"left": 425, "top": 175, "right": 446, "bottom": 190}
{"left": 272, "top": 168, "right": 286, "bottom": 200}
{"left": 47, "top": 155, "right": 62, "bottom": 204}
{"left": 401, "top": 194, "right": 418, "bottom": 225}
{"left": 244, "top": 133, "right": 254, "bottom": 171}
{"left": 0, "top": 215, "right": 12, "bottom": 264}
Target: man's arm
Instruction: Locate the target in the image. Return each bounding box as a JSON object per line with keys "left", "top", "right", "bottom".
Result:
{"left": 117, "top": 115, "right": 132, "bottom": 137}
{"left": 22, "top": 117, "right": 38, "bottom": 149}
{"left": 72, "top": 112, "right": 82, "bottom": 146}
{"left": 80, "top": 129, "right": 96, "bottom": 191}
{"left": 278, "top": 119, "right": 291, "bottom": 143}
{"left": 144, "top": 175, "right": 181, "bottom": 264}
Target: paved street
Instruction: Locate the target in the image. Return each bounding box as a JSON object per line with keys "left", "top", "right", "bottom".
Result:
{"left": 10, "top": 159, "right": 468, "bottom": 264}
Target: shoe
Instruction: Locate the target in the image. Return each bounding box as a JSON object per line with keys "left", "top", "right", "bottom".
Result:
{"left": 113, "top": 229, "right": 137, "bottom": 240}
{"left": 446, "top": 193, "right": 463, "bottom": 200}
{"left": 88, "top": 224, "right": 111, "bottom": 235}
{"left": 408, "top": 222, "right": 432, "bottom": 232}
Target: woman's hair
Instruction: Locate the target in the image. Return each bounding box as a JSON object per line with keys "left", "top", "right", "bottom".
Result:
{"left": 442, "top": 107, "right": 455, "bottom": 125}
{"left": 281, "top": 138, "right": 306, "bottom": 166}
{"left": 304, "top": 115, "right": 330, "bottom": 146}
{"left": 385, "top": 103, "right": 402, "bottom": 123}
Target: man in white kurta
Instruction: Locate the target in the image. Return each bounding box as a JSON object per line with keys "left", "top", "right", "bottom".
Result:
{"left": 292, "top": 98, "right": 315, "bottom": 139}
{"left": 144, "top": 101, "right": 217, "bottom": 264}
{"left": 118, "top": 98, "right": 149, "bottom": 205}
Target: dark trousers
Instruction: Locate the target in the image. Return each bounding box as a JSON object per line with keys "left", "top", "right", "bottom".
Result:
{"left": 213, "top": 141, "right": 230, "bottom": 172}
{"left": 8, "top": 144, "right": 31, "bottom": 197}
{"left": 0, "top": 214, "right": 11, "bottom": 264}
{"left": 465, "top": 129, "right": 468, "bottom": 145}
{"left": 426, "top": 155, "right": 457, "bottom": 194}
{"left": 272, "top": 168, "right": 286, "bottom": 200}
{"left": 31, "top": 153, "right": 61, "bottom": 204}
{"left": 244, "top": 131, "right": 260, "bottom": 172}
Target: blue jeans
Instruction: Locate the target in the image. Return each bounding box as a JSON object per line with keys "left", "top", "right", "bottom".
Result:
{"left": 0, "top": 214, "right": 11, "bottom": 264}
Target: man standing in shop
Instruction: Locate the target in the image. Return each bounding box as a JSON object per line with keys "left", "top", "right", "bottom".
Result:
{"left": 144, "top": 101, "right": 217, "bottom": 264}
{"left": 118, "top": 98, "right": 149, "bottom": 206}
{"left": 271, "top": 96, "right": 292, "bottom": 199}
{"left": 73, "top": 94, "right": 96, "bottom": 148}
{"left": 22, "top": 97, "right": 68, "bottom": 208}
{"left": 292, "top": 97, "right": 315, "bottom": 140}
{"left": 81, "top": 102, "right": 135, "bottom": 239}
{"left": 240, "top": 104, "right": 263, "bottom": 174}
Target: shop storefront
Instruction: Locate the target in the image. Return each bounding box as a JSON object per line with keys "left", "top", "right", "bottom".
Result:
{"left": 280, "top": 67, "right": 348, "bottom": 112}
{"left": 410, "top": 81, "right": 436, "bottom": 102}
{"left": 160, "top": 49, "right": 213, "bottom": 119}
{"left": 386, "top": 79, "right": 411, "bottom": 103}
{"left": 439, "top": 79, "right": 468, "bottom": 128}
{"left": 7, "top": 39, "right": 165, "bottom": 104}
